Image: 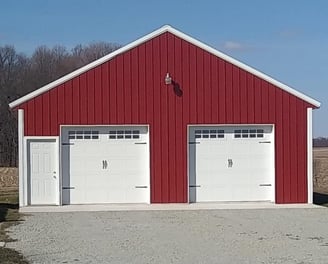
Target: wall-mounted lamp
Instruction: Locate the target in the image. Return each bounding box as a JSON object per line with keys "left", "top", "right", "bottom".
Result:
{"left": 165, "top": 73, "right": 172, "bottom": 85}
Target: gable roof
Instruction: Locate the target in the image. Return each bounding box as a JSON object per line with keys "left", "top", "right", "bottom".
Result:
{"left": 9, "top": 25, "right": 320, "bottom": 108}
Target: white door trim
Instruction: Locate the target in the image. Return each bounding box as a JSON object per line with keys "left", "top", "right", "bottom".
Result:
{"left": 307, "top": 108, "right": 313, "bottom": 204}
{"left": 60, "top": 125, "right": 151, "bottom": 204}
{"left": 24, "top": 136, "right": 60, "bottom": 205}
{"left": 187, "top": 124, "right": 275, "bottom": 203}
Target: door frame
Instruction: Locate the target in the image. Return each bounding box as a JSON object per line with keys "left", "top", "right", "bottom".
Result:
{"left": 24, "top": 136, "right": 60, "bottom": 205}
{"left": 187, "top": 124, "right": 276, "bottom": 203}
{"left": 60, "top": 124, "right": 151, "bottom": 204}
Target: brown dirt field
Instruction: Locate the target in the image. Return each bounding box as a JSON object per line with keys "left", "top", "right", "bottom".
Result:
{"left": 0, "top": 167, "right": 18, "bottom": 192}
{"left": 313, "top": 147, "right": 328, "bottom": 194}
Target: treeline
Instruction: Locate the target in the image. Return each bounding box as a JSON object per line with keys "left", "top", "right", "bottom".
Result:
{"left": 0, "top": 42, "right": 121, "bottom": 166}
{"left": 314, "top": 137, "right": 328, "bottom": 147}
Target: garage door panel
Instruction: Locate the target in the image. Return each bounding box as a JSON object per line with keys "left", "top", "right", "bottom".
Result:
{"left": 189, "top": 125, "right": 274, "bottom": 202}
{"left": 62, "top": 126, "right": 149, "bottom": 204}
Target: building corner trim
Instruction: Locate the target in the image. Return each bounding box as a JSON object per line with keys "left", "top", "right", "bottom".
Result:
{"left": 18, "top": 109, "right": 25, "bottom": 207}
{"left": 307, "top": 108, "right": 313, "bottom": 204}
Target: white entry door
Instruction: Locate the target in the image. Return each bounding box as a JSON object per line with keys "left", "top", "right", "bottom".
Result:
{"left": 189, "top": 126, "right": 274, "bottom": 202}
{"left": 28, "top": 139, "right": 57, "bottom": 205}
{"left": 61, "top": 126, "right": 150, "bottom": 204}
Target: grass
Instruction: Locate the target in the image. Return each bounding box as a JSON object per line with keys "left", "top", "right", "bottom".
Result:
{"left": 0, "top": 189, "right": 29, "bottom": 264}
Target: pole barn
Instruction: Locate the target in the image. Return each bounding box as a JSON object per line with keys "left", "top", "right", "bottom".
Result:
{"left": 10, "top": 25, "right": 320, "bottom": 207}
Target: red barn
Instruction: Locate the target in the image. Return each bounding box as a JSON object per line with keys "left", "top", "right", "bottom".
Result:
{"left": 10, "top": 25, "right": 320, "bottom": 207}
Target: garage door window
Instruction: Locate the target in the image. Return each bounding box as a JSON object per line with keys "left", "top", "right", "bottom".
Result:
{"left": 234, "top": 129, "right": 264, "bottom": 138}
{"left": 69, "top": 130, "right": 99, "bottom": 140}
{"left": 195, "top": 129, "right": 225, "bottom": 139}
{"left": 109, "top": 130, "right": 140, "bottom": 140}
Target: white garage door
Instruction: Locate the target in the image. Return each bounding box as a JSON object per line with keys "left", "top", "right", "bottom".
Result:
{"left": 189, "top": 125, "right": 274, "bottom": 202}
{"left": 61, "top": 126, "right": 149, "bottom": 204}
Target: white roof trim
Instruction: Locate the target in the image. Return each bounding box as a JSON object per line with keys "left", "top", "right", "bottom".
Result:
{"left": 9, "top": 25, "right": 320, "bottom": 108}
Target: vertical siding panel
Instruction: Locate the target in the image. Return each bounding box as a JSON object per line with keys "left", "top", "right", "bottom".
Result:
{"left": 101, "top": 64, "right": 110, "bottom": 123}
{"left": 49, "top": 89, "right": 58, "bottom": 135}
{"left": 145, "top": 41, "right": 155, "bottom": 201}
{"left": 123, "top": 52, "right": 132, "bottom": 123}
{"left": 130, "top": 48, "right": 139, "bottom": 123}
{"left": 72, "top": 78, "right": 80, "bottom": 125}
{"left": 138, "top": 44, "right": 147, "bottom": 123}
{"left": 174, "top": 36, "right": 184, "bottom": 202}
{"left": 116, "top": 55, "right": 124, "bottom": 123}
{"left": 211, "top": 56, "right": 219, "bottom": 122}
{"left": 94, "top": 67, "right": 103, "bottom": 124}
{"left": 282, "top": 92, "right": 291, "bottom": 203}
{"left": 196, "top": 49, "right": 204, "bottom": 123}
{"left": 153, "top": 36, "right": 162, "bottom": 201}
{"left": 247, "top": 74, "right": 254, "bottom": 123}
{"left": 225, "top": 63, "right": 233, "bottom": 123}
{"left": 203, "top": 51, "right": 211, "bottom": 123}
{"left": 232, "top": 66, "right": 240, "bottom": 123}
{"left": 254, "top": 77, "right": 262, "bottom": 123}
{"left": 268, "top": 84, "right": 276, "bottom": 123}
{"left": 87, "top": 71, "right": 95, "bottom": 124}
{"left": 160, "top": 34, "right": 169, "bottom": 202}
{"left": 23, "top": 103, "right": 28, "bottom": 135}
{"left": 64, "top": 81, "right": 73, "bottom": 124}
{"left": 218, "top": 60, "right": 226, "bottom": 123}
{"left": 303, "top": 105, "right": 308, "bottom": 202}
{"left": 240, "top": 70, "right": 247, "bottom": 123}
{"left": 27, "top": 100, "right": 35, "bottom": 135}
{"left": 290, "top": 96, "right": 298, "bottom": 202}
{"left": 297, "top": 101, "right": 307, "bottom": 202}
{"left": 182, "top": 40, "right": 190, "bottom": 202}
{"left": 80, "top": 74, "right": 88, "bottom": 124}
{"left": 34, "top": 96, "right": 43, "bottom": 135}
{"left": 167, "top": 33, "right": 176, "bottom": 202}
{"left": 189, "top": 45, "right": 197, "bottom": 124}
{"left": 57, "top": 84, "right": 66, "bottom": 127}
{"left": 42, "top": 92, "right": 50, "bottom": 135}
{"left": 109, "top": 61, "right": 117, "bottom": 123}
{"left": 261, "top": 80, "right": 269, "bottom": 122}
{"left": 275, "top": 88, "right": 283, "bottom": 203}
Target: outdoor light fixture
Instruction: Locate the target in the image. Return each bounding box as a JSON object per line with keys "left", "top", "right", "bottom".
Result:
{"left": 165, "top": 73, "right": 172, "bottom": 85}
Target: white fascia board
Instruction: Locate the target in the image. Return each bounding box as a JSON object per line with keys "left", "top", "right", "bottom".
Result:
{"left": 9, "top": 25, "right": 170, "bottom": 109}
{"left": 167, "top": 27, "right": 321, "bottom": 108}
{"left": 9, "top": 25, "right": 321, "bottom": 109}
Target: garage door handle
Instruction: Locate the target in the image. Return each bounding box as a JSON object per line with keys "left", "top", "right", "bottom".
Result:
{"left": 259, "top": 141, "right": 271, "bottom": 144}
{"left": 228, "top": 159, "right": 233, "bottom": 168}
{"left": 102, "top": 160, "right": 108, "bottom": 169}
{"left": 259, "top": 184, "right": 272, "bottom": 186}
{"left": 189, "top": 185, "right": 201, "bottom": 187}
{"left": 135, "top": 186, "right": 148, "bottom": 188}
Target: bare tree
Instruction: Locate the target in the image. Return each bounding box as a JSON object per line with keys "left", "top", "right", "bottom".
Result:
{"left": 0, "top": 41, "right": 121, "bottom": 166}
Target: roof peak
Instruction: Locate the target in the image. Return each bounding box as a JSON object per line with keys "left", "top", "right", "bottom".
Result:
{"left": 9, "top": 25, "right": 320, "bottom": 108}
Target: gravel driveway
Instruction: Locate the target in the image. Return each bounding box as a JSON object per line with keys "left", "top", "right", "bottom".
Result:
{"left": 7, "top": 208, "right": 328, "bottom": 263}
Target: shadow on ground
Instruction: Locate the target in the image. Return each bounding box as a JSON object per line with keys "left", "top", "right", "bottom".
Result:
{"left": 0, "top": 203, "right": 19, "bottom": 223}
{"left": 313, "top": 192, "right": 328, "bottom": 206}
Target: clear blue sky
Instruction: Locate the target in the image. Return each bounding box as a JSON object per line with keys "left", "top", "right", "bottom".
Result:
{"left": 1, "top": 0, "right": 327, "bottom": 137}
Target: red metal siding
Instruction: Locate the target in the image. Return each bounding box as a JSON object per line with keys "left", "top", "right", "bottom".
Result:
{"left": 19, "top": 32, "right": 313, "bottom": 203}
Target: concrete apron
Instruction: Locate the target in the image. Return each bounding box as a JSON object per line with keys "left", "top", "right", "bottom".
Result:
{"left": 19, "top": 202, "right": 322, "bottom": 213}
